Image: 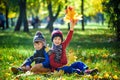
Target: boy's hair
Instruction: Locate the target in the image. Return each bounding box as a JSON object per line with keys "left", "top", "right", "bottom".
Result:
{"left": 51, "top": 28, "right": 63, "bottom": 42}
{"left": 33, "top": 31, "right": 46, "bottom": 47}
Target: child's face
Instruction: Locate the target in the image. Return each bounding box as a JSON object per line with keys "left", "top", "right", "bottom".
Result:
{"left": 34, "top": 41, "right": 43, "bottom": 50}
{"left": 53, "top": 36, "right": 62, "bottom": 46}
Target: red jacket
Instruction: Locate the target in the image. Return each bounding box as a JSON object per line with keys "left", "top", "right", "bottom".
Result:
{"left": 49, "top": 30, "right": 73, "bottom": 71}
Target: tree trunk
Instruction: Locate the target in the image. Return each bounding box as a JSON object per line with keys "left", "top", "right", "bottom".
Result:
{"left": 116, "top": 13, "right": 120, "bottom": 41}
{"left": 15, "top": 0, "right": 29, "bottom": 32}
{"left": 5, "top": 3, "right": 9, "bottom": 29}
{"left": 46, "top": 1, "right": 61, "bottom": 33}
{"left": 22, "top": 0, "right": 29, "bottom": 32}
{"left": 14, "top": 7, "right": 22, "bottom": 31}
{"left": 81, "top": 0, "right": 84, "bottom": 30}
{"left": 46, "top": 20, "right": 54, "bottom": 32}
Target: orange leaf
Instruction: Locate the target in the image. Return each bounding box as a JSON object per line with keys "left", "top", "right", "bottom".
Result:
{"left": 64, "top": 6, "right": 82, "bottom": 22}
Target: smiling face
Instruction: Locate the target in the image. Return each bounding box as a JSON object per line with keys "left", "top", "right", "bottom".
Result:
{"left": 34, "top": 41, "right": 43, "bottom": 50}
{"left": 53, "top": 36, "right": 62, "bottom": 46}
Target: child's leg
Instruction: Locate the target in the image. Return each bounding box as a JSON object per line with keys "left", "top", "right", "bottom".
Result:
{"left": 70, "top": 61, "right": 88, "bottom": 72}
{"left": 70, "top": 61, "right": 98, "bottom": 75}
{"left": 57, "top": 66, "right": 84, "bottom": 75}
{"left": 11, "top": 65, "right": 31, "bottom": 74}
{"left": 30, "top": 64, "right": 50, "bottom": 74}
{"left": 57, "top": 66, "right": 74, "bottom": 74}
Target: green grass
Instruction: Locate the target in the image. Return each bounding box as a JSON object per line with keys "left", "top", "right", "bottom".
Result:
{"left": 0, "top": 24, "right": 120, "bottom": 80}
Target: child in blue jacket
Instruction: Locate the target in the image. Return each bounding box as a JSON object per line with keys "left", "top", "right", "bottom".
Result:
{"left": 11, "top": 31, "right": 50, "bottom": 74}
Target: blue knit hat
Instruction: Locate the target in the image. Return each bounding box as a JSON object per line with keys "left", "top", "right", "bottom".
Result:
{"left": 51, "top": 28, "right": 63, "bottom": 42}
{"left": 33, "top": 31, "right": 46, "bottom": 47}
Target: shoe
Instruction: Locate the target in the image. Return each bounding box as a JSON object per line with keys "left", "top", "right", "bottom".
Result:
{"left": 11, "top": 67, "right": 22, "bottom": 74}
{"left": 85, "top": 69, "right": 98, "bottom": 76}
{"left": 75, "top": 69, "right": 84, "bottom": 75}
{"left": 90, "top": 69, "right": 98, "bottom": 76}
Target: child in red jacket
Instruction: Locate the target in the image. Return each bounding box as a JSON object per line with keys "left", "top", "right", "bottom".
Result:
{"left": 48, "top": 20, "right": 77, "bottom": 71}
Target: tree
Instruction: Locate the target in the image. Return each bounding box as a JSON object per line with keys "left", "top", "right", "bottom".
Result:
{"left": 104, "top": 0, "right": 120, "bottom": 41}
{"left": 81, "top": 0, "right": 84, "bottom": 30}
{"left": 0, "top": 0, "right": 9, "bottom": 29}
{"left": 15, "top": 0, "right": 29, "bottom": 32}
{"left": 46, "top": 0, "right": 62, "bottom": 32}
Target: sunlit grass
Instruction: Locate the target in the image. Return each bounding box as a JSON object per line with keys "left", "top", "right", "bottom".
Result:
{"left": 0, "top": 24, "right": 120, "bottom": 79}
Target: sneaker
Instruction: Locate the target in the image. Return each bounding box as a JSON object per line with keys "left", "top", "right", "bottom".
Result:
{"left": 90, "top": 69, "right": 98, "bottom": 76}
{"left": 11, "top": 67, "right": 22, "bottom": 74}
{"left": 75, "top": 69, "right": 84, "bottom": 75}
{"left": 85, "top": 69, "right": 98, "bottom": 76}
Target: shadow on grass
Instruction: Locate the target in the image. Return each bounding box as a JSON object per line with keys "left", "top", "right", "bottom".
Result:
{"left": 0, "top": 34, "right": 33, "bottom": 48}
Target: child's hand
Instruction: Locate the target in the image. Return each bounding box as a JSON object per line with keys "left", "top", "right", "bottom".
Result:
{"left": 25, "top": 65, "right": 31, "bottom": 71}
{"left": 70, "top": 19, "right": 78, "bottom": 30}
{"left": 64, "top": 6, "right": 82, "bottom": 23}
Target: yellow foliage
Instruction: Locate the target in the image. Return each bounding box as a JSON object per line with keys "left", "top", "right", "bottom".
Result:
{"left": 102, "top": 53, "right": 109, "bottom": 58}
{"left": 45, "top": 44, "right": 50, "bottom": 52}
{"left": 36, "top": 77, "right": 41, "bottom": 80}
{"left": 53, "top": 70, "right": 64, "bottom": 77}
{"left": 93, "top": 74, "right": 99, "bottom": 79}
{"left": 112, "top": 75, "right": 119, "bottom": 80}
{"left": 8, "top": 12, "right": 16, "bottom": 18}
{"left": 64, "top": 6, "right": 82, "bottom": 23}
{"left": 16, "top": 71, "right": 33, "bottom": 77}
{"left": 67, "top": 49, "right": 77, "bottom": 65}
{"left": 57, "top": 77, "right": 65, "bottom": 80}
{"left": 5, "top": 72, "right": 11, "bottom": 77}
{"left": 103, "top": 72, "right": 109, "bottom": 79}
{"left": 0, "top": 57, "right": 3, "bottom": 61}
{"left": 8, "top": 56, "right": 14, "bottom": 60}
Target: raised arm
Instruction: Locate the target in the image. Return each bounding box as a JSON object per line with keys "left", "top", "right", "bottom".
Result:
{"left": 63, "top": 20, "right": 78, "bottom": 48}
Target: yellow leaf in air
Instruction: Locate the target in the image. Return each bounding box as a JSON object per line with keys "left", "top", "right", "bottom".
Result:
{"left": 64, "top": 6, "right": 82, "bottom": 22}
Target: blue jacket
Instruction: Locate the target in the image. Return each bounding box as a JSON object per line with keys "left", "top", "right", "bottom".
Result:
{"left": 22, "top": 48, "right": 50, "bottom": 68}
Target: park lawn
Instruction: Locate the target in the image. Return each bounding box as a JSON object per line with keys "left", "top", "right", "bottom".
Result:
{"left": 0, "top": 24, "right": 120, "bottom": 80}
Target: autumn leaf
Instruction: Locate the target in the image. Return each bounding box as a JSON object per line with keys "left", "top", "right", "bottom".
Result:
{"left": 53, "top": 70, "right": 64, "bottom": 77}
{"left": 103, "top": 72, "right": 109, "bottom": 79}
{"left": 45, "top": 44, "right": 50, "bottom": 52}
{"left": 67, "top": 49, "right": 77, "bottom": 65}
{"left": 64, "top": 6, "right": 82, "bottom": 23}
{"left": 36, "top": 77, "right": 41, "bottom": 80}
{"left": 112, "top": 75, "right": 118, "bottom": 80}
